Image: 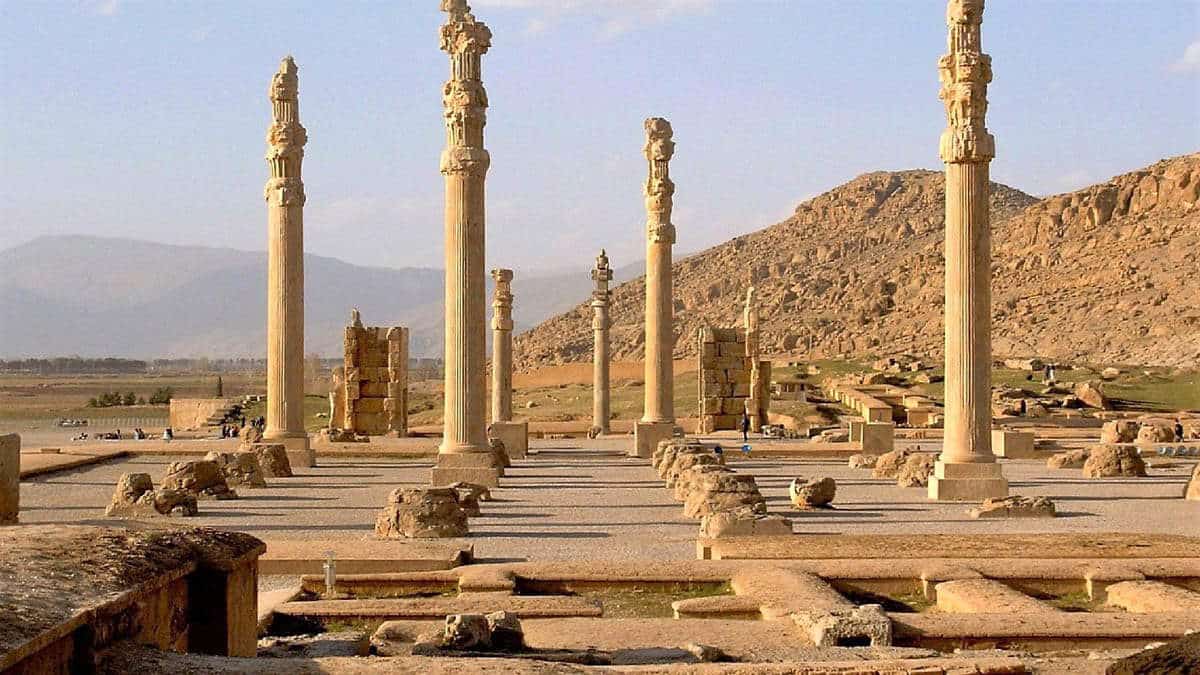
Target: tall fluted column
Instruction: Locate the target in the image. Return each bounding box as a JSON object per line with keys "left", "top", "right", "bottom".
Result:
{"left": 433, "top": 1, "right": 501, "bottom": 485}
{"left": 490, "top": 269, "right": 513, "bottom": 423}
{"left": 263, "top": 56, "right": 313, "bottom": 467}
{"left": 591, "top": 250, "right": 613, "bottom": 436}
{"left": 633, "top": 118, "right": 677, "bottom": 458}
{"left": 929, "top": 0, "right": 1007, "bottom": 500}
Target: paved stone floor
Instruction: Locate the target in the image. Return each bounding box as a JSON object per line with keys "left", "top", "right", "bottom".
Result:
{"left": 18, "top": 440, "right": 1197, "bottom": 562}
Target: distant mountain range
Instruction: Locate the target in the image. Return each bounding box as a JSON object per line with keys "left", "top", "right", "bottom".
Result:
{"left": 517, "top": 153, "right": 1200, "bottom": 370}
{"left": 0, "top": 235, "right": 641, "bottom": 359}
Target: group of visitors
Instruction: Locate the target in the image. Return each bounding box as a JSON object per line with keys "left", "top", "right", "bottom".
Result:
{"left": 219, "top": 424, "right": 241, "bottom": 439}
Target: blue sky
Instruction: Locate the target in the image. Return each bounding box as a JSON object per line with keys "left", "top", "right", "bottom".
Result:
{"left": 2, "top": 0, "right": 1197, "bottom": 274}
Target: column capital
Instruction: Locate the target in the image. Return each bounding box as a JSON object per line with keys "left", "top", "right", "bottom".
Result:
{"left": 939, "top": 0, "right": 994, "bottom": 164}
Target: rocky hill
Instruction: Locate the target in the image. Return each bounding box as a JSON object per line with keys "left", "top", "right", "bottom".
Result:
{"left": 514, "top": 153, "right": 1200, "bottom": 371}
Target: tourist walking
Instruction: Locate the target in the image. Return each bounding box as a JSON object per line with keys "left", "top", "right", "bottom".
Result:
{"left": 740, "top": 411, "right": 751, "bottom": 443}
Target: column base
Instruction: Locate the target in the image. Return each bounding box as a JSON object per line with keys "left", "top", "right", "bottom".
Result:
{"left": 488, "top": 421, "right": 528, "bottom": 460}
{"left": 633, "top": 421, "right": 674, "bottom": 459}
{"left": 264, "top": 434, "right": 314, "bottom": 468}
{"left": 927, "top": 460, "right": 1008, "bottom": 501}
{"left": 432, "top": 452, "right": 503, "bottom": 488}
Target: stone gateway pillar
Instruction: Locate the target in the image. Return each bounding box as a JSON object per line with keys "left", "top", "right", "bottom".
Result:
{"left": 591, "top": 250, "right": 614, "bottom": 437}
{"left": 263, "top": 56, "right": 314, "bottom": 468}
{"left": 433, "top": 1, "right": 502, "bottom": 486}
{"left": 488, "top": 269, "right": 527, "bottom": 458}
{"left": 633, "top": 118, "right": 677, "bottom": 458}
{"left": 929, "top": 0, "right": 1008, "bottom": 501}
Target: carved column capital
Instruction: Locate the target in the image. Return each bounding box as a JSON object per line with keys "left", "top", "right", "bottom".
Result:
{"left": 939, "top": 0, "right": 994, "bottom": 164}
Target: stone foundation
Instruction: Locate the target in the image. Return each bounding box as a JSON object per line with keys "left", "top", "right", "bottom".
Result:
{"left": 488, "top": 421, "right": 527, "bottom": 460}
{"left": 861, "top": 422, "right": 895, "bottom": 454}
{"left": 269, "top": 434, "right": 314, "bottom": 469}
{"left": 431, "top": 453, "right": 503, "bottom": 488}
{"left": 633, "top": 421, "right": 674, "bottom": 459}
{"left": 927, "top": 461, "right": 1009, "bottom": 501}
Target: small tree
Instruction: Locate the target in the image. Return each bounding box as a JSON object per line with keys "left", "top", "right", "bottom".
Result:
{"left": 86, "top": 397, "right": 99, "bottom": 408}
{"left": 216, "top": 376, "right": 224, "bottom": 398}
{"left": 149, "top": 387, "right": 174, "bottom": 405}
{"left": 122, "top": 392, "right": 137, "bottom": 406}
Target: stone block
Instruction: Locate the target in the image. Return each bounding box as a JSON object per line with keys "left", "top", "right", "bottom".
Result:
{"left": 794, "top": 605, "right": 893, "bottom": 647}
{"left": 633, "top": 421, "right": 674, "bottom": 459}
{"left": 861, "top": 421, "right": 894, "bottom": 454}
{"left": 375, "top": 487, "right": 468, "bottom": 538}
{"left": 927, "top": 461, "right": 1009, "bottom": 501}
{"left": 848, "top": 419, "right": 865, "bottom": 443}
{"left": 268, "top": 435, "right": 314, "bottom": 468}
{"left": 432, "top": 452, "right": 503, "bottom": 488}
{"left": 699, "top": 510, "right": 792, "bottom": 538}
{"left": 488, "top": 421, "right": 528, "bottom": 460}
{"left": 0, "top": 433, "right": 17, "bottom": 525}
{"left": 991, "top": 430, "right": 1036, "bottom": 459}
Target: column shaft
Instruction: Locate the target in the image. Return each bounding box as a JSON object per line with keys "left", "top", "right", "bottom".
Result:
{"left": 593, "top": 303, "right": 610, "bottom": 432}
{"left": 442, "top": 172, "right": 489, "bottom": 452}
{"left": 643, "top": 240, "right": 674, "bottom": 423}
{"left": 942, "top": 162, "right": 992, "bottom": 462}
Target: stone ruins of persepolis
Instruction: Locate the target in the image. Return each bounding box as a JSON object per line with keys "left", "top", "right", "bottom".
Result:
{"left": 591, "top": 249, "right": 613, "bottom": 436}
{"left": 928, "top": 0, "right": 1008, "bottom": 500}
{"left": 263, "top": 56, "right": 314, "bottom": 468}
{"left": 432, "top": 0, "right": 502, "bottom": 486}
{"left": 633, "top": 118, "right": 678, "bottom": 458}
{"left": 488, "top": 268, "right": 527, "bottom": 458}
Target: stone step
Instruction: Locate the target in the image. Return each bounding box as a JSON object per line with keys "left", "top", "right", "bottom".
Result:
{"left": 1105, "top": 580, "right": 1200, "bottom": 613}
{"left": 274, "top": 595, "right": 603, "bottom": 620}
{"left": 671, "top": 594, "right": 761, "bottom": 619}
{"left": 892, "top": 612, "right": 1200, "bottom": 651}
{"left": 260, "top": 538, "right": 472, "bottom": 576}
{"left": 934, "top": 579, "right": 1058, "bottom": 614}
{"left": 731, "top": 567, "right": 852, "bottom": 620}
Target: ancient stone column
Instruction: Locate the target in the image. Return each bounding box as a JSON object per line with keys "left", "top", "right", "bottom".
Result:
{"left": 744, "top": 286, "right": 769, "bottom": 431}
{"left": 433, "top": 1, "right": 501, "bottom": 485}
{"left": 487, "top": 268, "right": 527, "bottom": 458}
{"left": 591, "top": 249, "right": 614, "bottom": 436}
{"left": 490, "top": 269, "right": 513, "bottom": 423}
{"left": 633, "top": 118, "right": 677, "bottom": 458}
{"left": 263, "top": 56, "right": 313, "bottom": 468}
{"left": 929, "top": 0, "right": 1007, "bottom": 501}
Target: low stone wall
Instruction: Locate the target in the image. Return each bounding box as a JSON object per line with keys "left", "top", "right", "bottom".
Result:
{"left": 0, "top": 524, "right": 265, "bottom": 672}
{"left": 169, "top": 398, "right": 237, "bottom": 431}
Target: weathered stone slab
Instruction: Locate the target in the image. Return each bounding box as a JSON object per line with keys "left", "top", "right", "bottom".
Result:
{"left": 934, "top": 579, "right": 1058, "bottom": 614}
{"left": 275, "top": 596, "right": 602, "bottom": 620}
{"left": 991, "top": 430, "right": 1036, "bottom": 459}
{"left": 1105, "top": 580, "right": 1200, "bottom": 613}
{"left": 1082, "top": 444, "right": 1147, "bottom": 478}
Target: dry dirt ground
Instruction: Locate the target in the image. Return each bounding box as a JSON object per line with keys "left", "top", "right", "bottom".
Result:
{"left": 18, "top": 440, "right": 1197, "bottom": 562}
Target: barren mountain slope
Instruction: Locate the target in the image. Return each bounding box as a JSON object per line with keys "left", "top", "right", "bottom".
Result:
{"left": 514, "top": 153, "right": 1199, "bottom": 371}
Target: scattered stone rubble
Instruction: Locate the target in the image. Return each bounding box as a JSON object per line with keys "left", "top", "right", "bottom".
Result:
{"left": 105, "top": 472, "right": 198, "bottom": 518}
{"left": 413, "top": 611, "right": 525, "bottom": 654}
{"left": 872, "top": 449, "right": 911, "bottom": 479}
{"left": 161, "top": 460, "right": 238, "bottom": 500}
{"left": 788, "top": 477, "right": 836, "bottom": 509}
{"left": 1082, "top": 445, "right": 1147, "bottom": 478}
{"left": 446, "top": 481, "right": 491, "bottom": 517}
{"left": 969, "top": 495, "right": 1057, "bottom": 519}
{"left": 204, "top": 451, "right": 267, "bottom": 488}
{"left": 896, "top": 453, "right": 937, "bottom": 488}
{"left": 1047, "top": 448, "right": 1090, "bottom": 469}
{"left": 375, "top": 487, "right": 469, "bottom": 538}
{"left": 653, "top": 439, "right": 779, "bottom": 537}
{"left": 847, "top": 453, "right": 878, "bottom": 469}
